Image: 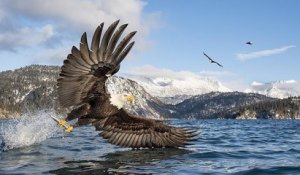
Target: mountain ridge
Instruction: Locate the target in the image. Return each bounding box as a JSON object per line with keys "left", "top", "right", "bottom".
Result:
{"left": 0, "top": 65, "right": 172, "bottom": 119}
{"left": 0, "top": 65, "right": 299, "bottom": 119}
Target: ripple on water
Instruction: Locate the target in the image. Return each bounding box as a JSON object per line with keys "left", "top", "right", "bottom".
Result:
{"left": 1, "top": 119, "right": 300, "bottom": 175}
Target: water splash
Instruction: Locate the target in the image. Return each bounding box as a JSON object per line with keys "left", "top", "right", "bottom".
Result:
{"left": 0, "top": 110, "right": 61, "bottom": 151}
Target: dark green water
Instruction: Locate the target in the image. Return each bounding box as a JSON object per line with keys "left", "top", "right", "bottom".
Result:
{"left": 1, "top": 116, "right": 300, "bottom": 174}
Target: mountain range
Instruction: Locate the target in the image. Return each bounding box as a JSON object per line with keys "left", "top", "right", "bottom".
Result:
{"left": 124, "top": 72, "right": 231, "bottom": 104}
{"left": 245, "top": 80, "right": 300, "bottom": 99}
{"left": 0, "top": 65, "right": 299, "bottom": 119}
{"left": 123, "top": 66, "right": 300, "bottom": 103}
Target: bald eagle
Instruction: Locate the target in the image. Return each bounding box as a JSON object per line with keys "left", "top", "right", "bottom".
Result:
{"left": 203, "top": 52, "right": 223, "bottom": 68}
{"left": 246, "top": 41, "right": 253, "bottom": 45}
{"left": 57, "top": 20, "right": 197, "bottom": 148}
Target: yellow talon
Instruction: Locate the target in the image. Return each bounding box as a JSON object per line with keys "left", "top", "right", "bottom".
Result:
{"left": 58, "top": 119, "right": 73, "bottom": 133}
{"left": 52, "top": 117, "right": 74, "bottom": 133}
{"left": 58, "top": 119, "right": 67, "bottom": 127}
{"left": 65, "top": 126, "right": 74, "bottom": 133}
{"left": 49, "top": 115, "right": 74, "bottom": 133}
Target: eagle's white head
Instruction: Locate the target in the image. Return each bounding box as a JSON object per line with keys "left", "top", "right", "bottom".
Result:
{"left": 109, "top": 93, "right": 135, "bottom": 109}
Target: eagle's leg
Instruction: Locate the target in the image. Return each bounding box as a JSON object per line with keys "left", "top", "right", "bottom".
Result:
{"left": 65, "top": 103, "right": 99, "bottom": 128}
{"left": 66, "top": 103, "right": 90, "bottom": 121}
{"left": 51, "top": 104, "right": 91, "bottom": 132}
{"left": 75, "top": 115, "right": 98, "bottom": 127}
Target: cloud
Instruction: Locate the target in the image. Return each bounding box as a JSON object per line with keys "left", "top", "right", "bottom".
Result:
{"left": 31, "top": 46, "right": 70, "bottom": 65}
{"left": 126, "top": 65, "right": 235, "bottom": 79}
{"left": 0, "top": 0, "right": 161, "bottom": 71}
{"left": 0, "top": 0, "right": 161, "bottom": 53}
{"left": 197, "top": 70, "right": 236, "bottom": 78}
{"left": 125, "top": 65, "right": 204, "bottom": 80}
{"left": 236, "top": 45, "right": 296, "bottom": 61}
{"left": 0, "top": 24, "right": 54, "bottom": 52}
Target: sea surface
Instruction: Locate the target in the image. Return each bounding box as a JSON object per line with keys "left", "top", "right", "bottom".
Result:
{"left": 0, "top": 113, "right": 300, "bottom": 175}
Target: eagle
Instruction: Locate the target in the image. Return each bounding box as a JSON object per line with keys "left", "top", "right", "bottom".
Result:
{"left": 246, "top": 41, "right": 253, "bottom": 45}
{"left": 203, "top": 52, "right": 223, "bottom": 68}
{"left": 57, "top": 20, "right": 197, "bottom": 148}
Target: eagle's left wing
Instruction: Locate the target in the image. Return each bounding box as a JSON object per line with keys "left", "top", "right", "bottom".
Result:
{"left": 203, "top": 52, "right": 213, "bottom": 62}
{"left": 215, "top": 61, "right": 223, "bottom": 68}
{"left": 93, "top": 109, "right": 198, "bottom": 148}
{"left": 57, "top": 20, "right": 136, "bottom": 108}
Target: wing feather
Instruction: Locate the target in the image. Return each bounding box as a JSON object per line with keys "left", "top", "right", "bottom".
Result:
{"left": 94, "top": 109, "right": 197, "bottom": 148}
{"left": 71, "top": 47, "right": 91, "bottom": 68}
{"left": 115, "top": 42, "right": 135, "bottom": 66}
{"left": 126, "top": 133, "right": 136, "bottom": 147}
{"left": 112, "top": 32, "right": 136, "bottom": 65}
{"left": 135, "top": 134, "right": 143, "bottom": 148}
{"left": 111, "top": 132, "right": 122, "bottom": 145}
{"left": 66, "top": 55, "right": 91, "bottom": 72}
{"left": 141, "top": 132, "right": 147, "bottom": 148}
{"left": 105, "top": 24, "right": 128, "bottom": 62}
{"left": 80, "top": 33, "right": 94, "bottom": 65}
{"left": 57, "top": 20, "right": 136, "bottom": 107}
{"left": 91, "top": 23, "right": 103, "bottom": 54}
{"left": 116, "top": 133, "right": 127, "bottom": 146}
{"left": 98, "top": 20, "right": 119, "bottom": 62}
{"left": 120, "top": 133, "right": 130, "bottom": 147}
{"left": 132, "top": 134, "right": 140, "bottom": 148}
{"left": 145, "top": 133, "right": 152, "bottom": 148}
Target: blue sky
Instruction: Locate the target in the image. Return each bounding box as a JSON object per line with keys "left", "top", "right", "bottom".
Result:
{"left": 0, "top": 0, "right": 299, "bottom": 90}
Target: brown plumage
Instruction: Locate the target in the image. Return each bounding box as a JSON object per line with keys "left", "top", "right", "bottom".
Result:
{"left": 57, "top": 20, "right": 197, "bottom": 148}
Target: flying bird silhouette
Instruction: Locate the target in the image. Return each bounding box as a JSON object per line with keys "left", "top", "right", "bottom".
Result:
{"left": 203, "top": 52, "right": 223, "bottom": 68}
{"left": 246, "top": 41, "right": 253, "bottom": 45}
{"left": 56, "top": 20, "right": 197, "bottom": 149}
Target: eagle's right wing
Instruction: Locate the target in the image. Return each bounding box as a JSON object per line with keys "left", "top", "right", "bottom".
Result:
{"left": 94, "top": 109, "right": 198, "bottom": 148}
{"left": 57, "top": 20, "right": 136, "bottom": 107}
{"left": 215, "top": 62, "right": 224, "bottom": 68}
{"left": 203, "top": 52, "right": 213, "bottom": 61}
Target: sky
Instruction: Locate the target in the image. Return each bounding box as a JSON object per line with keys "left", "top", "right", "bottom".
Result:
{"left": 0, "top": 0, "right": 299, "bottom": 90}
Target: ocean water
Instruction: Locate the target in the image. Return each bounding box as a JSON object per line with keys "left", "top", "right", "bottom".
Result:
{"left": 0, "top": 113, "right": 300, "bottom": 175}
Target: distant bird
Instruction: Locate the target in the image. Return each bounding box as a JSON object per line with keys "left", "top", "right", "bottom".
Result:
{"left": 246, "top": 41, "right": 253, "bottom": 45}
{"left": 55, "top": 20, "right": 197, "bottom": 149}
{"left": 203, "top": 52, "right": 223, "bottom": 68}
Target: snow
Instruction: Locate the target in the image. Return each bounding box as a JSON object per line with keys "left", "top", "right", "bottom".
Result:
{"left": 124, "top": 73, "right": 231, "bottom": 98}
{"left": 106, "top": 76, "right": 164, "bottom": 119}
{"left": 246, "top": 80, "right": 300, "bottom": 99}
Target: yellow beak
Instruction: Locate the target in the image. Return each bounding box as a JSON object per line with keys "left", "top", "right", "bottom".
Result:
{"left": 126, "top": 95, "right": 135, "bottom": 104}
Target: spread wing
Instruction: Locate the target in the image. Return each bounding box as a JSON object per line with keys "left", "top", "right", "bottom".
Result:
{"left": 215, "top": 62, "right": 223, "bottom": 68}
{"left": 203, "top": 52, "right": 223, "bottom": 68}
{"left": 94, "top": 109, "right": 198, "bottom": 148}
{"left": 57, "top": 20, "right": 137, "bottom": 107}
{"left": 203, "top": 52, "right": 213, "bottom": 62}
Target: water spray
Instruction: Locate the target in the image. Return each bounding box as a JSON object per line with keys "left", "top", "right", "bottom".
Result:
{"left": 1, "top": 111, "right": 61, "bottom": 151}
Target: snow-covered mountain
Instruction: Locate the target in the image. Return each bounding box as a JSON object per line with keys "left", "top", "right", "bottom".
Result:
{"left": 126, "top": 75, "right": 231, "bottom": 97}
{"left": 173, "top": 91, "right": 274, "bottom": 119}
{"left": 124, "top": 71, "right": 231, "bottom": 104}
{"left": 1, "top": 65, "right": 299, "bottom": 119}
{"left": 245, "top": 80, "right": 300, "bottom": 99}
{"left": 106, "top": 76, "right": 172, "bottom": 119}
{"left": 0, "top": 65, "right": 172, "bottom": 119}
